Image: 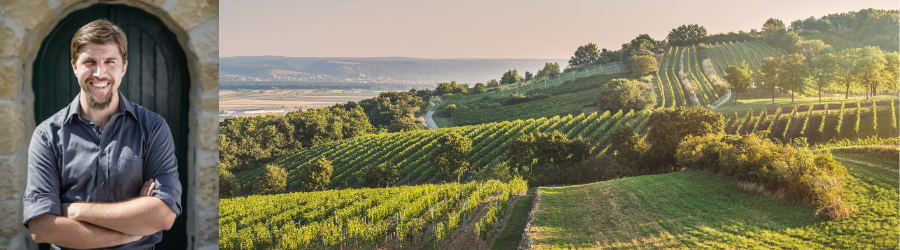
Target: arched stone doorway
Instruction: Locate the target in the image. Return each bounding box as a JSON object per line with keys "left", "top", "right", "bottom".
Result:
{"left": 31, "top": 4, "right": 189, "bottom": 249}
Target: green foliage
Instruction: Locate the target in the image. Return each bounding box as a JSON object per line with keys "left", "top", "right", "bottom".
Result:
{"left": 679, "top": 132, "right": 850, "bottom": 219}
{"left": 892, "top": 99, "right": 897, "bottom": 130}
{"left": 255, "top": 164, "right": 287, "bottom": 195}
{"left": 502, "top": 94, "right": 550, "bottom": 106}
{"left": 473, "top": 82, "right": 485, "bottom": 94}
{"left": 432, "top": 132, "right": 473, "bottom": 181}
{"left": 219, "top": 106, "right": 372, "bottom": 170}
{"left": 299, "top": 158, "right": 333, "bottom": 191}
{"left": 472, "top": 162, "right": 514, "bottom": 183}
{"left": 667, "top": 24, "right": 708, "bottom": 46}
{"left": 507, "top": 130, "right": 591, "bottom": 184}
{"left": 357, "top": 163, "right": 398, "bottom": 188}
{"left": 609, "top": 124, "right": 649, "bottom": 170}
{"left": 487, "top": 79, "right": 500, "bottom": 87}
{"left": 219, "top": 165, "right": 241, "bottom": 197}
{"left": 569, "top": 43, "right": 600, "bottom": 67}
{"left": 724, "top": 62, "right": 752, "bottom": 102}
{"left": 356, "top": 90, "right": 426, "bottom": 129}
{"left": 626, "top": 55, "right": 658, "bottom": 77}
{"left": 525, "top": 71, "right": 533, "bottom": 81}
{"left": 597, "top": 78, "right": 656, "bottom": 111}
{"left": 535, "top": 62, "right": 561, "bottom": 78}
{"left": 501, "top": 69, "right": 524, "bottom": 85}
{"left": 646, "top": 107, "right": 726, "bottom": 169}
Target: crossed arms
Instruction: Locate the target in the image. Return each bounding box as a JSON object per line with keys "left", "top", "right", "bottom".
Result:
{"left": 28, "top": 179, "right": 177, "bottom": 249}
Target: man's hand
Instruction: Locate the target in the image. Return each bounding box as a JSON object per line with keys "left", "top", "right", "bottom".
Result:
{"left": 140, "top": 178, "right": 156, "bottom": 197}
{"left": 28, "top": 214, "right": 142, "bottom": 249}
{"left": 66, "top": 178, "right": 177, "bottom": 236}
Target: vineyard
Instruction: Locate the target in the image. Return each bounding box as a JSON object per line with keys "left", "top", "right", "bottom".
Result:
{"left": 219, "top": 179, "right": 528, "bottom": 249}
{"left": 801, "top": 33, "right": 864, "bottom": 52}
{"left": 722, "top": 99, "right": 899, "bottom": 143}
{"left": 233, "top": 109, "right": 652, "bottom": 193}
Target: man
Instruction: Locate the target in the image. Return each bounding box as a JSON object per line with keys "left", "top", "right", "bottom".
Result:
{"left": 23, "top": 19, "right": 181, "bottom": 250}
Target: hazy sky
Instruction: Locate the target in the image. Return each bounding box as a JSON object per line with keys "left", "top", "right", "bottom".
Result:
{"left": 221, "top": 0, "right": 898, "bottom": 59}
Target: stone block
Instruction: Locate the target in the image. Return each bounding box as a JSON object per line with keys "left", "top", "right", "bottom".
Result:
{"left": 0, "top": 25, "right": 24, "bottom": 59}
{"left": 0, "top": 0, "right": 52, "bottom": 31}
{"left": 200, "top": 97, "right": 217, "bottom": 112}
{"left": 0, "top": 104, "right": 25, "bottom": 155}
{"left": 0, "top": 63, "right": 19, "bottom": 100}
{"left": 196, "top": 113, "right": 217, "bottom": 151}
{"left": 0, "top": 155, "right": 24, "bottom": 237}
{"left": 199, "top": 62, "right": 218, "bottom": 92}
{"left": 169, "top": 0, "right": 218, "bottom": 31}
{"left": 188, "top": 18, "right": 218, "bottom": 59}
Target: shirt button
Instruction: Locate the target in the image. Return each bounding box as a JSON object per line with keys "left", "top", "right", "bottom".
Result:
{"left": 100, "top": 181, "right": 105, "bottom": 185}
{"left": 100, "top": 151, "right": 106, "bottom": 156}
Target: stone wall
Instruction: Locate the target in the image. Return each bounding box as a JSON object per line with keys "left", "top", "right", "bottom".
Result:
{"left": 0, "top": 0, "right": 218, "bottom": 249}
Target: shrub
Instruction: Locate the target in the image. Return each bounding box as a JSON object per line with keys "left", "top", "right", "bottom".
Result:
{"left": 502, "top": 94, "right": 550, "bottom": 106}
{"left": 255, "top": 164, "right": 288, "bottom": 195}
{"left": 298, "top": 157, "right": 333, "bottom": 191}
{"left": 676, "top": 132, "right": 850, "bottom": 220}
{"left": 473, "top": 162, "right": 514, "bottom": 182}
{"left": 610, "top": 124, "right": 650, "bottom": 171}
{"left": 645, "top": 106, "right": 725, "bottom": 170}
{"left": 219, "top": 165, "right": 241, "bottom": 197}
{"left": 357, "top": 163, "right": 399, "bottom": 188}
{"left": 597, "top": 78, "right": 656, "bottom": 111}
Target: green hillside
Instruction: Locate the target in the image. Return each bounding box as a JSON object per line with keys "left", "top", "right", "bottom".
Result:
{"left": 528, "top": 145, "right": 899, "bottom": 249}
{"left": 232, "top": 109, "right": 650, "bottom": 195}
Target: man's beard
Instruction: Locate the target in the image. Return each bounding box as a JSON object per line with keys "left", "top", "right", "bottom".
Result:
{"left": 81, "top": 77, "right": 115, "bottom": 110}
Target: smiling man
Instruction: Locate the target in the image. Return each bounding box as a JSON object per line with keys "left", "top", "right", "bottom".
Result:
{"left": 23, "top": 19, "right": 181, "bottom": 250}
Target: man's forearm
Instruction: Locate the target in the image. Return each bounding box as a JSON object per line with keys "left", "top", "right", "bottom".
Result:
{"left": 29, "top": 214, "right": 141, "bottom": 249}
{"left": 68, "top": 196, "right": 176, "bottom": 236}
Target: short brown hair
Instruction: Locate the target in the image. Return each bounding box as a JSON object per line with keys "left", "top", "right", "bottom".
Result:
{"left": 70, "top": 19, "right": 127, "bottom": 62}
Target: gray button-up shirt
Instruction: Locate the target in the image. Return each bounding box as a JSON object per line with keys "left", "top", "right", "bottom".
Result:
{"left": 24, "top": 92, "right": 182, "bottom": 250}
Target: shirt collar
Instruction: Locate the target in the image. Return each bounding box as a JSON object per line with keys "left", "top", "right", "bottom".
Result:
{"left": 64, "top": 91, "right": 137, "bottom": 124}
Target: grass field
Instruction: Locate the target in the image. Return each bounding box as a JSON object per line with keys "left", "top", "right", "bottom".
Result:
{"left": 529, "top": 146, "right": 899, "bottom": 249}
{"left": 712, "top": 95, "right": 895, "bottom": 115}
{"left": 219, "top": 89, "right": 391, "bottom": 111}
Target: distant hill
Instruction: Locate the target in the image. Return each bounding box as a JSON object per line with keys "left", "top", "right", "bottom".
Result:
{"left": 220, "top": 56, "right": 567, "bottom": 84}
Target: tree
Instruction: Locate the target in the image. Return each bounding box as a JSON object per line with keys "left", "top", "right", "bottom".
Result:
{"left": 627, "top": 55, "right": 658, "bottom": 77}
{"left": 525, "top": 71, "right": 533, "bottom": 81}
{"left": 834, "top": 49, "right": 859, "bottom": 99}
{"left": 780, "top": 53, "right": 808, "bottom": 104}
{"left": 219, "top": 164, "right": 240, "bottom": 197}
{"left": 812, "top": 53, "right": 839, "bottom": 102}
{"left": 622, "top": 34, "right": 657, "bottom": 57}
{"left": 852, "top": 46, "right": 887, "bottom": 98}
{"left": 431, "top": 132, "right": 472, "bottom": 182}
{"left": 535, "top": 62, "right": 561, "bottom": 78}
{"left": 645, "top": 107, "right": 725, "bottom": 170}
{"left": 667, "top": 24, "right": 708, "bottom": 46}
{"left": 756, "top": 57, "right": 782, "bottom": 104}
{"left": 609, "top": 124, "right": 649, "bottom": 170}
{"left": 568, "top": 43, "right": 600, "bottom": 67}
{"left": 883, "top": 52, "right": 900, "bottom": 95}
{"left": 724, "top": 62, "right": 752, "bottom": 105}
{"left": 255, "top": 164, "right": 287, "bottom": 195}
{"left": 597, "top": 78, "right": 656, "bottom": 111}
{"left": 763, "top": 18, "right": 786, "bottom": 31}
{"left": 358, "top": 163, "right": 398, "bottom": 188}
{"left": 501, "top": 69, "right": 523, "bottom": 85}
{"left": 487, "top": 79, "right": 500, "bottom": 87}
{"left": 473, "top": 82, "right": 485, "bottom": 94}
{"left": 797, "top": 39, "right": 831, "bottom": 65}
{"left": 299, "top": 157, "right": 333, "bottom": 191}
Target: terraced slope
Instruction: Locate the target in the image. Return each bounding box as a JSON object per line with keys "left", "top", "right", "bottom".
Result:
{"left": 528, "top": 145, "right": 899, "bottom": 249}
{"left": 234, "top": 110, "right": 652, "bottom": 193}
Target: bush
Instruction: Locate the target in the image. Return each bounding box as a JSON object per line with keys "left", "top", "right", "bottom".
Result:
{"left": 646, "top": 106, "right": 725, "bottom": 170}
{"left": 675, "top": 132, "right": 850, "bottom": 220}
{"left": 502, "top": 94, "right": 550, "bottom": 106}
{"left": 473, "top": 162, "right": 514, "bottom": 182}
{"left": 298, "top": 158, "right": 333, "bottom": 191}
{"left": 219, "top": 165, "right": 241, "bottom": 197}
{"left": 597, "top": 78, "right": 656, "bottom": 111}
{"left": 357, "top": 163, "right": 399, "bottom": 188}
{"left": 609, "top": 124, "right": 650, "bottom": 171}
{"left": 254, "top": 164, "right": 287, "bottom": 195}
